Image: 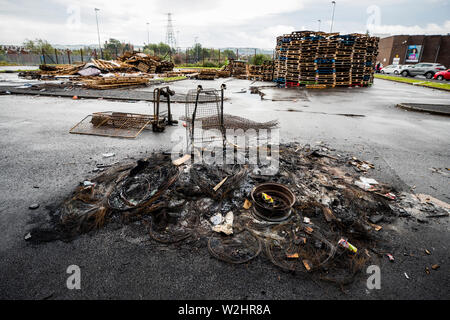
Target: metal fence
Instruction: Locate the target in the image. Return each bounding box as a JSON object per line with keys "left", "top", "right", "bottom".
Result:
{"left": 1, "top": 53, "right": 42, "bottom": 65}
{"left": 0, "top": 47, "right": 276, "bottom": 66}
{"left": 179, "top": 48, "right": 275, "bottom": 65}
{"left": 0, "top": 49, "right": 98, "bottom": 66}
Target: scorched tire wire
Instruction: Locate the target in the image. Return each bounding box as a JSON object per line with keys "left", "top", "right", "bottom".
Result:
{"left": 208, "top": 229, "right": 262, "bottom": 264}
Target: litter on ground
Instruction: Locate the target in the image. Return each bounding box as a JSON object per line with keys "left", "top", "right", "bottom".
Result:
{"left": 26, "top": 140, "right": 450, "bottom": 287}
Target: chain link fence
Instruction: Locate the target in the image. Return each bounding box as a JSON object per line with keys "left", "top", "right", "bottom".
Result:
{"left": 0, "top": 47, "right": 275, "bottom": 66}
{"left": 0, "top": 49, "right": 99, "bottom": 66}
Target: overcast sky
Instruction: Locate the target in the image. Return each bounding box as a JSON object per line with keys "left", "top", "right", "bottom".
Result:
{"left": 1, "top": 0, "right": 449, "bottom": 48}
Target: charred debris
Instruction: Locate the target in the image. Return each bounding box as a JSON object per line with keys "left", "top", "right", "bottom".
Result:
{"left": 25, "top": 141, "right": 448, "bottom": 287}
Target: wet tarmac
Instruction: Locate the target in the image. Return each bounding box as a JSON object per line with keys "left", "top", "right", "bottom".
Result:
{"left": 0, "top": 76, "right": 449, "bottom": 299}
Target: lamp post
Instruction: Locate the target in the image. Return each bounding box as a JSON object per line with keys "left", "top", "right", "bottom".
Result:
{"left": 146, "top": 22, "right": 150, "bottom": 45}
{"left": 318, "top": 19, "right": 321, "bottom": 32}
{"left": 94, "top": 8, "right": 103, "bottom": 59}
{"left": 330, "top": 1, "right": 336, "bottom": 33}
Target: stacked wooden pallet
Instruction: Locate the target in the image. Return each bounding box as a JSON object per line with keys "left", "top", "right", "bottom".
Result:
{"left": 249, "top": 65, "right": 264, "bottom": 81}
{"left": 223, "top": 59, "right": 247, "bottom": 77}
{"left": 298, "top": 33, "right": 320, "bottom": 86}
{"left": 197, "top": 69, "right": 217, "bottom": 80}
{"left": 364, "top": 35, "right": 379, "bottom": 86}
{"left": 262, "top": 61, "right": 274, "bottom": 81}
{"left": 334, "top": 34, "right": 354, "bottom": 86}
{"left": 233, "top": 60, "right": 247, "bottom": 76}
{"left": 274, "top": 35, "right": 288, "bottom": 84}
{"left": 248, "top": 61, "right": 274, "bottom": 81}
{"left": 217, "top": 70, "right": 231, "bottom": 78}
{"left": 315, "top": 35, "right": 337, "bottom": 87}
{"left": 285, "top": 33, "right": 302, "bottom": 86}
{"left": 195, "top": 69, "right": 232, "bottom": 80}
{"left": 273, "top": 31, "right": 379, "bottom": 88}
{"left": 351, "top": 35, "right": 367, "bottom": 86}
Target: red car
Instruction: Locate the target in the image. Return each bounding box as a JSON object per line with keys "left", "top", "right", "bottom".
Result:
{"left": 433, "top": 69, "right": 450, "bottom": 81}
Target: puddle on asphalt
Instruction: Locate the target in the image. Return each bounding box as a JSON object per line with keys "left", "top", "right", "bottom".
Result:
{"left": 275, "top": 109, "right": 366, "bottom": 118}
{"left": 258, "top": 88, "right": 310, "bottom": 102}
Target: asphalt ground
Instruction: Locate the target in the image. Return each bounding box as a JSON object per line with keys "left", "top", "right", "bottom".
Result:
{"left": 0, "top": 76, "right": 449, "bottom": 300}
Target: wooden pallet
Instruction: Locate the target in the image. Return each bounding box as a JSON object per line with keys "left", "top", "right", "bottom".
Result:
{"left": 273, "top": 31, "right": 379, "bottom": 90}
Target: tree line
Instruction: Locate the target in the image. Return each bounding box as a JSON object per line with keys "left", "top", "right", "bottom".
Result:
{"left": 14, "top": 38, "right": 272, "bottom": 67}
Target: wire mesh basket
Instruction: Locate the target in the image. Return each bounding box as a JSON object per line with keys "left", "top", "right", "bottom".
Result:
{"left": 184, "top": 85, "right": 226, "bottom": 145}
{"left": 183, "top": 84, "right": 279, "bottom": 151}
{"left": 69, "top": 111, "right": 153, "bottom": 138}
{"left": 69, "top": 86, "right": 176, "bottom": 138}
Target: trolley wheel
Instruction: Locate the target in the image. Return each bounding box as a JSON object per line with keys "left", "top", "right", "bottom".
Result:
{"left": 152, "top": 123, "right": 166, "bottom": 132}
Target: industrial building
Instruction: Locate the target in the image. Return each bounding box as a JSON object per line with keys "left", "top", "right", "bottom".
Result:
{"left": 377, "top": 34, "right": 450, "bottom": 67}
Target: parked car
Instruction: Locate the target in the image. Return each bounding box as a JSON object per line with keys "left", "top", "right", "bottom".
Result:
{"left": 400, "top": 63, "right": 447, "bottom": 79}
{"left": 433, "top": 69, "right": 450, "bottom": 81}
{"left": 380, "top": 65, "right": 405, "bottom": 75}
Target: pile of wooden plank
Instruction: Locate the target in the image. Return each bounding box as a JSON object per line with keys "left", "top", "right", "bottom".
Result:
{"left": 273, "top": 31, "right": 379, "bottom": 88}
{"left": 81, "top": 76, "right": 151, "bottom": 89}
{"left": 117, "top": 51, "right": 174, "bottom": 73}
{"left": 38, "top": 64, "right": 84, "bottom": 75}
{"left": 197, "top": 69, "right": 217, "bottom": 80}
{"left": 193, "top": 69, "right": 232, "bottom": 80}
{"left": 216, "top": 70, "right": 231, "bottom": 78}
{"left": 37, "top": 51, "right": 175, "bottom": 77}
{"left": 89, "top": 59, "right": 134, "bottom": 72}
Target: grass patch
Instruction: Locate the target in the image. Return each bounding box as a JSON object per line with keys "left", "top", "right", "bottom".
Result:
{"left": 161, "top": 76, "right": 187, "bottom": 82}
{"left": 0, "top": 61, "right": 19, "bottom": 66}
{"left": 375, "top": 74, "right": 450, "bottom": 91}
{"left": 0, "top": 69, "right": 39, "bottom": 73}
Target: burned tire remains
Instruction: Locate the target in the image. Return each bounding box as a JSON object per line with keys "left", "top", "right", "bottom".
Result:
{"left": 251, "top": 183, "right": 295, "bottom": 222}
{"left": 265, "top": 222, "right": 336, "bottom": 273}
{"left": 26, "top": 143, "right": 447, "bottom": 287}
{"left": 208, "top": 229, "right": 262, "bottom": 264}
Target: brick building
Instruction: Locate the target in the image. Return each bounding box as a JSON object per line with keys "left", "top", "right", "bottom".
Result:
{"left": 377, "top": 35, "right": 450, "bottom": 68}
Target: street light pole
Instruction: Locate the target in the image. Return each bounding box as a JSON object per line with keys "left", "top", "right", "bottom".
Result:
{"left": 318, "top": 20, "right": 321, "bottom": 32}
{"left": 330, "top": 1, "right": 336, "bottom": 33}
{"left": 146, "top": 22, "right": 150, "bottom": 45}
{"left": 94, "top": 8, "right": 103, "bottom": 59}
